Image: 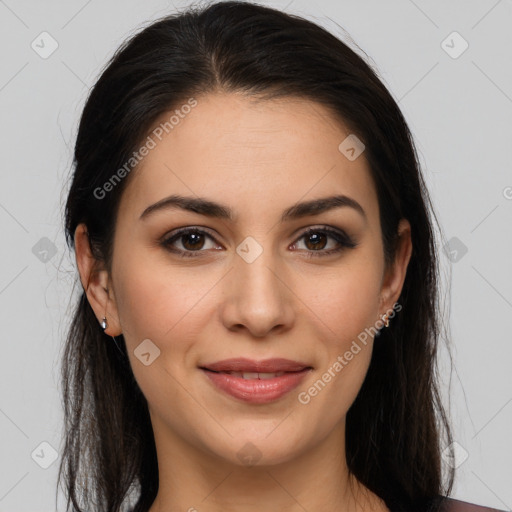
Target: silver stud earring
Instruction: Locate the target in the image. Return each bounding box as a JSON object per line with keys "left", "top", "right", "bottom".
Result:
{"left": 375, "top": 313, "right": 389, "bottom": 337}
{"left": 101, "top": 317, "right": 108, "bottom": 330}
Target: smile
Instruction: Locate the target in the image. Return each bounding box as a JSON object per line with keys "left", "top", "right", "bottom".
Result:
{"left": 199, "top": 358, "right": 313, "bottom": 404}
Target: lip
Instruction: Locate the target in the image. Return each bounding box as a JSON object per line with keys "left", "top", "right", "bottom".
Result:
{"left": 199, "top": 358, "right": 313, "bottom": 404}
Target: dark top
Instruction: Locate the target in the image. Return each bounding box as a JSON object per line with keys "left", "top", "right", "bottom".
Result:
{"left": 384, "top": 495, "right": 508, "bottom": 512}
{"left": 129, "top": 495, "right": 508, "bottom": 511}
{"left": 436, "top": 496, "right": 507, "bottom": 512}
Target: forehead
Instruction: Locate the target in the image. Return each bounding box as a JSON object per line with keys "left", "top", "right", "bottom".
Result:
{"left": 118, "top": 92, "right": 378, "bottom": 224}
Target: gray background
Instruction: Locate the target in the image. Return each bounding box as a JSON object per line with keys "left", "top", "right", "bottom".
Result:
{"left": 0, "top": 0, "right": 511, "bottom": 510}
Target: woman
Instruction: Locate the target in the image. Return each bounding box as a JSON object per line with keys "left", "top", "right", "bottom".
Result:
{"left": 58, "top": 1, "right": 505, "bottom": 511}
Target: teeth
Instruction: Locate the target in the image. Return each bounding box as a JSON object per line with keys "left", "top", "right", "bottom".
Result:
{"left": 225, "top": 371, "right": 286, "bottom": 379}
{"left": 243, "top": 372, "right": 260, "bottom": 379}
{"left": 258, "top": 372, "right": 285, "bottom": 379}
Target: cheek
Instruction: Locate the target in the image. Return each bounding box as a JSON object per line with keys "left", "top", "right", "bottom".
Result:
{"left": 306, "top": 259, "right": 383, "bottom": 339}
{"left": 113, "top": 264, "right": 197, "bottom": 405}
{"left": 113, "top": 253, "right": 221, "bottom": 382}
{"left": 297, "top": 279, "right": 379, "bottom": 431}
{"left": 300, "top": 257, "right": 382, "bottom": 399}
{"left": 114, "top": 251, "right": 200, "bottom": 338}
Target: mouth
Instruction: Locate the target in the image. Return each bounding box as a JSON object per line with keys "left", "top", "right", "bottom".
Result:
{"left": 199, "top": 358, "right": 313, "bottom": 404}
{"left": 200, "top": 357, "right": 312, "bottom": 373}
{"left": 204, "top": 370, "right": 291, "bottom": 379}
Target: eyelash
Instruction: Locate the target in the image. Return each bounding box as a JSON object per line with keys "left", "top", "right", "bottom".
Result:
{"left": 160, "top": 226, "right": 358, "bottom": 259}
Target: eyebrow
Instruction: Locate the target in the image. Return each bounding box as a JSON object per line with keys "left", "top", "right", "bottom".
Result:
{"left": 139, "top": 193, "right": 367, "bottom": 223}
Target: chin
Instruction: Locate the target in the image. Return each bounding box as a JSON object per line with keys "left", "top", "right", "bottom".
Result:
{"left": 203, "top": 423, "right": 312, "bottom": 468}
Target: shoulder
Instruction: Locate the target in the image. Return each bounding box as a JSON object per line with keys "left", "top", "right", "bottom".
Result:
{"left": 438, "top": 496, "right": 508, "bottom": 512}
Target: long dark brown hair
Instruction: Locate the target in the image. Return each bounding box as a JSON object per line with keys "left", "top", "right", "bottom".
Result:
{"left": 59, "top": 1, "right": 455, "bottom": 511}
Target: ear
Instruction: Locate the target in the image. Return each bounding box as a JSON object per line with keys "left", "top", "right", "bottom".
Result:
{"left": 74, "top": 223, "right": 122, "bottom": 336}
{"left": 378, "top": 218, "right": 413, "bottom": 317}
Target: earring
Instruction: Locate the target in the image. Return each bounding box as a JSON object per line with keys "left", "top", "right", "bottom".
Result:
{"left": 101, "top": 317, "right": 108, "bottom": 330}
{"left": 375, "top": 313, "right": 389, "bottom": 337}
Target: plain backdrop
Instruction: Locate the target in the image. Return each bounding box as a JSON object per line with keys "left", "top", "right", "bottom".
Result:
{"left": 0, "top": 0, "right": 511, "bottom": 511}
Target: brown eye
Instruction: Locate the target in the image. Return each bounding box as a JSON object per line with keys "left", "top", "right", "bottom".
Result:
{"left": 292, "top": 227, "right": 357, "bottom": 258}
{"left": 180, "top": 231, "right": 206, "bottom": 250}
{"left": 303, "top": 231, "right": 328, "bottom": 251}
{"left": 161, "top": 228, "right": 220, "bottom": 257}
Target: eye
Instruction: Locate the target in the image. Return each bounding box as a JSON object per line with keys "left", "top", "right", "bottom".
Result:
{"left": 160, "top": 227, "right": 221, "bottom": 257}
{"left": 290, "top": 226, "right": 358, "bottom": 258}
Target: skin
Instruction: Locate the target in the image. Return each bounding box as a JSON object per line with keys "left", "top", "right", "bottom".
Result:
{"left": 74, "top": 91, "right": 412, "bottom": 512}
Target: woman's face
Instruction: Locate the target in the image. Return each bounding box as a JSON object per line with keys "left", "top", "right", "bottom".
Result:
{"left": 82, "top": 91, "right": 411, "bottom": 467}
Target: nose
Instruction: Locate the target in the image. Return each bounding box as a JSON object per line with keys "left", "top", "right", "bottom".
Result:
{"left": 219, "top": 244, "right": 295, "bottom": 338}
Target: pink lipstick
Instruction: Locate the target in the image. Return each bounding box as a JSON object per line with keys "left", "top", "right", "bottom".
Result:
{"left": 200, "top": 358, "right": 312, "bottom": 404}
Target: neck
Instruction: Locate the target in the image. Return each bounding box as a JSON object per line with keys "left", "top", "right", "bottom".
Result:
{"left": 147, "top": 415, "right": 388, "bottom": 512}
